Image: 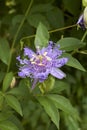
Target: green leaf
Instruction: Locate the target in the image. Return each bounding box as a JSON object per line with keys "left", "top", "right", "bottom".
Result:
{"left": 0, "top": 121, "right": 19, "bottom": 130}
{"left": 58, "top": 37, "right": 85, "bottom": 51}
{"left": 12, "top": 15, "right": 24, "bottom": 26}
{"left": 34, "top": 22, "right": 49, "bottom": 48}
{"left": 46, "top": 8, "right": 64, "bottom": 29}
{"left": 28, "top": 13, "right": 50, "bottom": 29}
{"left": 51, "top": 81, "right": 69, "bottom": 94}
{"left": 47, "top": 94, "right": 79, "bottom": 119}
{"left": 0, "top": 112, "right": 11, "bottom": 122}
{"left": 37, "top": 96, "right": 60, "bottom": 129}
{"left": 63, "top": 53, "right": 86, "bottom": 72}
{"left": 63, "top": 0, "right": 80, "bottom": 15}
{"left": 5, "top": 95, "right": 23, "bottom": 116}
{"left": 30, "top": 3, "right": 54, "bottom": 13}
{"left": 82, "top": 0, "right": 87, "bottom": 6}
{"left": 9, "top": 115, "right": 24, "bottom": 130}
{"left": 2, "top": 72, "right": 13, "bottom": 92}
{"left": 0, "top": 38, "right": 10, "bottom": 65}
{"left": 7, "top": 79, "right": 29, "bottom": 96}
{"left": 0, "top": 72, "right": 5, "bottom": 83}
{"left": 64, "top": 114, "right": 79, "bottom": 130}
{"left": 0, "top": 92, "right": 4, "bottom": 110}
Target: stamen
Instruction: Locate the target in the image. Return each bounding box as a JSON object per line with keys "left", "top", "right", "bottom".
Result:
{"left": 46, "top": 56, "right": 52, "bottom": 61}
{"left": 43, "top": 52, "right": 47, "bottom": 56}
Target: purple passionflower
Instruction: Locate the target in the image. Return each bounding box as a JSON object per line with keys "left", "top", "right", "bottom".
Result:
{"left": 17, "top": 41, "right": 68, "bottom": 89}
{"left": 77, "top": 14, "right": 86, "bottom": 29}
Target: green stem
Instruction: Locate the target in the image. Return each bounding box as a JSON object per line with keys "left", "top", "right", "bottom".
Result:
{"left": 71, "top": 30, "right": 87, "bottom": 55}
{"left": 7, "top": 0, "right": 33, "bottom": 72}
{"left": 81, "top": 30, "right": 87, "bottom": 42}
{"left": 20, "top": 24, "right": 77, "bottom": 42}
{"left": 49, "top": 24, "right": 77, "bottom": 33}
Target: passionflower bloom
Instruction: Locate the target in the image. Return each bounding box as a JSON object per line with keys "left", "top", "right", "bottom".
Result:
{"left": 17, "top": 41, "right": 68, "bottom": 89}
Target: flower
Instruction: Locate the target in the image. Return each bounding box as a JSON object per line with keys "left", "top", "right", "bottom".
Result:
{"left": 77, "top": 7, "right": 87, "bottom": 29}
{"left": 17, "top": 41, "right": 68, "bottom": 89}
{"left": 77, "top": 14, "right": 86, "bottom": 29}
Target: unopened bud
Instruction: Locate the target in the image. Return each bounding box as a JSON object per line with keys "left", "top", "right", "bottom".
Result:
{"left": 10, "top": 77, "right": 16, "bottom": 88}
{"left": 83, "top": 7, "right": 87, "bottom": 27}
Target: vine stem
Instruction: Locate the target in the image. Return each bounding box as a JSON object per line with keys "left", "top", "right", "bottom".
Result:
{"left": 81, "top": 30, "right": 87, "bottom": 42}
{"left": 7, "top": 0, "right": 33, "bottom": 72}
{"left": 20, "top": 24, "right": 77, "bottom": 42}
{"left": 71, "top": 30, "right": 87, "bottom": 55}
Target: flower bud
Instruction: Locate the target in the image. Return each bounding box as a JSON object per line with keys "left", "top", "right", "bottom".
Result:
{"left": 83, "top": 6, "right": 87, "bottom": 27}
{"left": 77, "top": 7, "right": 87, "bottom": 29}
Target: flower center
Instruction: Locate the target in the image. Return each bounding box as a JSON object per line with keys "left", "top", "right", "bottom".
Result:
{"left": 30, "top": 52, "right": 52, "bottom": 66}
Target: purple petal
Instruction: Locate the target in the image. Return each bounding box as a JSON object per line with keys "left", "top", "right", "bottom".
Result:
{"left": 18, "top": 72, "right": 26, "bottom": 78}
{"left": 24, "top": 47, "right": 35, "bottom": 58}
{"left": 50, "top": 67, "right": 66, "bottom": 79}
{"left": 77, "top": 14, "right": 86, "bottom": 29}
{"left": 77, "top": 14, "right": 84, "bottom": 24}
{"left": 33, "top": 69, "right": 50, "bottom": 82}
{"left": 53, "top": 58, "right": 68, "bottom": 68}
{"left": 19, "top": 66, "right": 31, "bottom": 77}
{"left": 16, "top": 56, "right": 24, "bottom": 64}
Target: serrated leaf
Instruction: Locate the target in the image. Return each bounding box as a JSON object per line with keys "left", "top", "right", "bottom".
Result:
{"left": 0, "top": 121, "right": 19, "bottom": 130}
{"left": 58, "top": 38, "right": 85, "bottom": 51}
{"left": 37, "top": 96, "right": 60, "bottom": 129}
{"left": 5, "top": 95, "right": 23, "bottom": 116}
{"left": 34, "top": 22, "right": 49, "bottom": 48}
{"left": 62, "top": 53, "right": 86, "bottom": 72}
{"left": 0, "top": 38, "right": 10, "bottom": 65}
{"left": 2, "top": 72, "right": 13, "bottom": 92}
{"left": 47, "top": 94, "right": 79, "bottom": 119}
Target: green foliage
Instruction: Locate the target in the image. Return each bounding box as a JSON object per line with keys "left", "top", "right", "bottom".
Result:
{"left": 0, "top": 38, "right": 10, "bottom": 65}
{"left": 37, "top": 96, "right": 60, "bottom": 129}
{"left": 28, "top": 14, "right": 50, "bottom": 29}
{"left": 63, "top": 113, "right": 79, "bottom": 130}
{"left": 58, "top": 37, "right": 85, "bottom": 51}
{"left": 47, "top": 94, "right": 79, "bottom": 119}
{"left": 39, "top": 76, "right": 55, "bottom": 93}
{"left": 50, "top": 80, "right": 69, "bottom": 94}
{"left": 5, "top": 95, "right": 23, "bottom": 116}
{"left": 63, "top": 0, "right": 80, "bottom": 15}
{"left": 0, "top": 121, "right": 19, "bottom": 130}
{"left": 0, "top": 0, "right": 87, "bottom": 130}
{"left": 34, "top": 22, "right": 49, "bottom": 48}
{"left": 63, "top": 53, "right": 86, "bottom": 71}
{"left": 2, "top": 72, "right": 13, "bottom": 92}
{"left": 46, "top": 7, "right": 64, "bottom": 29}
